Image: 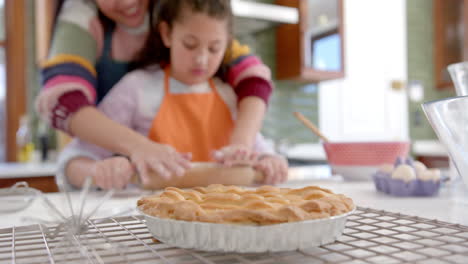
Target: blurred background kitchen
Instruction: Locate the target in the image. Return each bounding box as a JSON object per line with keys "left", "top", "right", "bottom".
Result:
{"left": 0, "top": 0, "right": 461, "bottom": 190}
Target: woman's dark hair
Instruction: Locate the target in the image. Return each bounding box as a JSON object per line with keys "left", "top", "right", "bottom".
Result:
{"left": 134, "top": 0, "right": 233, "bottom": 70}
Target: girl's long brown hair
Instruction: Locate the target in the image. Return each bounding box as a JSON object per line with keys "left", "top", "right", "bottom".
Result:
{"left": 134, "top": 0, "right": 233, "bottom": 71}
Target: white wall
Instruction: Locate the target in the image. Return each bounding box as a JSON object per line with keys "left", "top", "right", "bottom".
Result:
{"left": 319, "top": 0, "right": 409, "bottom": 142}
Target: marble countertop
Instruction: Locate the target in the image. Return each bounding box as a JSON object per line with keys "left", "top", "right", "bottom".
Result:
{"left": 0, "top": 162, "right": 57, "bottom": 178}
{"left": 1, "top": 179, "right": 467, "bottom": 229}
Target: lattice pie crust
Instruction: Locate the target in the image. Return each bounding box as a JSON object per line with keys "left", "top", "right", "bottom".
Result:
{"left": 138, "top": 184, "right": 354, "bottom": 225}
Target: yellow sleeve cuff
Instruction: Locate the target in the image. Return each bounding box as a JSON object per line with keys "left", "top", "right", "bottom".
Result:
{"left": 224, "top": 39, "right": 251, "bottom": 64}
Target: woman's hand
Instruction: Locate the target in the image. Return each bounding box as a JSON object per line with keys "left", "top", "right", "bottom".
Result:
{"left": 213, "top": 144, "right": 259, "bottom": 166}
{"left": 91, "top": 157, "right": 135, "bottom": 190}
{"left": 129, "top": 140, "right": 191, "bottom": 184}
{"left": 254, "top": 154, "right": 288, "bottom": 185}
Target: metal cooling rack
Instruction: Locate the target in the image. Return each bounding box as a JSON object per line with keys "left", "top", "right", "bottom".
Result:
{"left": 1, "top": 206, "right": 468, "bottom": 264}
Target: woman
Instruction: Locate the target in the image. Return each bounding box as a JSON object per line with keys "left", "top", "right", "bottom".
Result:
{"left": 37, "top": 0, "right": 274, "bottom": 181}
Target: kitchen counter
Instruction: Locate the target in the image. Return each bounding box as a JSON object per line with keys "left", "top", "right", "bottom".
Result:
{"left": 0, "top": 162, "right": 57, "bottom": 179}
{"left": 0, "top": 140, "right": 446, "bottom": 179}
{"left": 1, "top": 179, "right": 467, "bottom": 229}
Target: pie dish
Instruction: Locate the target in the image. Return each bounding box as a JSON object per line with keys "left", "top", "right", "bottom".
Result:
{"left": 137, "top": 184, "right": 355, "bottom": 252}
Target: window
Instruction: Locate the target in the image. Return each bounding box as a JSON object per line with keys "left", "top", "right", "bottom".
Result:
{"left": 311, "top": 32, "right": 342, "bottom": 71}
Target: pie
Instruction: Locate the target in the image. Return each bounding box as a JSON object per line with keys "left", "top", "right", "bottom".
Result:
{"left": 138, "top": 184, "right": 354, "bottom": 225}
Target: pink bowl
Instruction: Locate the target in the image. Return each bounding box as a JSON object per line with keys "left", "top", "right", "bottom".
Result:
{"left": 323, "top": 142, "right": 410, "bottom": 181}
{"left": 323, "top": 142, "right": 410, "bottom": 166}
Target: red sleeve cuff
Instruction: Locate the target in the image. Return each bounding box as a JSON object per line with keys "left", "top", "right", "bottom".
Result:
{"left": 235, "top": 77, "right": 273, "bottom": 105}
{"left": 51, "top": 90, "right": 92, "bottom": 132}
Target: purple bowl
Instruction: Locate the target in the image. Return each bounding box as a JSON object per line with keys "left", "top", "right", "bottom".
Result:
{"left": 372, "top": 172, "right": 388, "bottom": 192}
{"left": 415, "top": 180, "right": 441, "bottom": 196}
{"left": 372, "top": 172, "right": 440, "bottom": 197}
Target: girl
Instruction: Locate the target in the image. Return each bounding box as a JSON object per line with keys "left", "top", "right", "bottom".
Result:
{"left": 37, "top": 0, "right": 273, "bottom": 182}
{"left": 58, "top": 0, "right": 288, "bottom": 190}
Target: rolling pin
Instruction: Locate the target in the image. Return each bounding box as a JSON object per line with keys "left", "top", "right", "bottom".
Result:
{"left": 131, "top": 162, "right": 264, "bottom": 190}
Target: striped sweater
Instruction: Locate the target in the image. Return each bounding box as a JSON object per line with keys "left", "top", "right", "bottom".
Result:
{"left": 36, "top": 0, "right": 273, "bottom": 132}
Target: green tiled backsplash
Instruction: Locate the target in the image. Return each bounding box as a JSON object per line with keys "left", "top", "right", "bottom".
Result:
{"left": 237, "top": 29, "right": 320, "bottom": 145}
{"left": 236, "top": 0, "right": 320, "bottom": 144}
{"left": 407, "top": 0, "right": 455, "bottom": 140}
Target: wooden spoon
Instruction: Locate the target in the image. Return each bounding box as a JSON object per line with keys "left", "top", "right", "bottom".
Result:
{"left": 293, "top": 112, "right": 330, "bottom": 142}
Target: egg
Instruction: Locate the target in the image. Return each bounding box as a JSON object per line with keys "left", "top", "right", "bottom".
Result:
{"left": 413, "top": 161, "right": 427, "bottom": 176}
{"left": 379, "top": 163, "right": 394, "bottom": 174}
{"left": 416, "top": 168, "right": 441, "bottom": 182}
{"left": 429, "top": 168, "right": 441, "bottom": 181}
{"left": 417, "top": 170, "right": 434, "bottom": 181}
{"left": 391, "top": 164, "right": 416, "bottom": 182}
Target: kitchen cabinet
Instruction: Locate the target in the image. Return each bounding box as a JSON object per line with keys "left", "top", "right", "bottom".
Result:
{"left": 5, "top": 0, "right": 27, "bottom": 162}
{"left": 0, "top": 177, "right": 58, "bottom": 193}
{"left": 276, "top": 0, "right": 345, "bottom": 82}
{"left": 0, "top": 163, "right": 58, "bottom": 193}
{"left": 433, "top": 0, "right": 468, "bottom": 90}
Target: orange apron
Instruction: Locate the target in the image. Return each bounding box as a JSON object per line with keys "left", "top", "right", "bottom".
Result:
{"left": 148, "top": 68, "right": 234, "bottom": 161}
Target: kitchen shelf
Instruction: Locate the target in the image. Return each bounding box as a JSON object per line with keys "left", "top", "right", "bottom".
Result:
{"left": 2, "top": 207, "right": 468, "bottom": 263}
{"left": 232, "top": 0, "right": 299, "bottom": 24}
{"left": 233, "top": 0, "right": 299, "bottom": 36}
{"left": 232, "top": 0, "right": 298, "bottom": 36}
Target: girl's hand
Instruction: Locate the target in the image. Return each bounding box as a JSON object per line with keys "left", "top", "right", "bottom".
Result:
{"left": 129, "top": 141, "right": 191, "bottom": 184}
{"left": 254, "top": 154, "right": 288, "bottom": 185}
{"left": 213, "top": 144, "right": 259, "bottom": 166}
{"left": 92, "top": 157, "right": 135, "bottom": 190}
